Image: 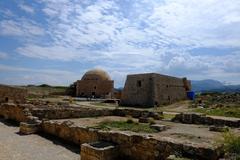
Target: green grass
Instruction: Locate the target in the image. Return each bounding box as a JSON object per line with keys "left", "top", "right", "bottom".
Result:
{"left": 216, "top": 131, "right": 240, "bottom": 159}
{"left": 163, "top": 114, "right": 176, "bottom": 120}
{"left": 194, "top": 106, "right": 240, "bottom": 118}
{"left": 91, "top": 120, "right": 158, "bottom": 133}
{"left": 222, "top": 132, "right": 240, "bottom": 154}
{"left": 25, "top": 86, "right": 67, "bottom": 97}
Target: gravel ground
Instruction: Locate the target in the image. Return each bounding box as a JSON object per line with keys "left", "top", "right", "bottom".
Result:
{"left": 0, "top": 118, "right": 80, "bottom": 160}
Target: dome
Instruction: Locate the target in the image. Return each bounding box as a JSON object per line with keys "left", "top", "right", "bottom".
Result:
{"left": 81, "top": 69, "right": 111, "bottom": 81}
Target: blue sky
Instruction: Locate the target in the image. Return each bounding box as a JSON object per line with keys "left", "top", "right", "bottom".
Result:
{"left": 0, "top": 0, "right": 240, "bottom": 87}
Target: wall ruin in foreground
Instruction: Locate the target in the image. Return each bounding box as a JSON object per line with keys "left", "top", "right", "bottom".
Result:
{"left": 0, "top": 103, "right": 225, "bottom": 160}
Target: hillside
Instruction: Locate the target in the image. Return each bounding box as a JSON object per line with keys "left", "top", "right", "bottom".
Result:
{"left": 191, "top": 79, "right": 240, "bottom": 92}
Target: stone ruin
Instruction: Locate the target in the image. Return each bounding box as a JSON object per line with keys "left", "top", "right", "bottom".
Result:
{"left": 0, "top": 102, "right": 226, "bottom": 160}
{"left": 172, "top": 112, "right": 240, "bottom": 128}
{"left": 0, "top": 84, "right": 27, "bottom": 103}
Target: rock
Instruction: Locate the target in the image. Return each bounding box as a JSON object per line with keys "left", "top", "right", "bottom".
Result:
{"left": 149, "top": 112, "right": 163, "bottom": 120}
{"left": 209, "top": 126, "right": 229, "bottom": 132}
{"left": 19, "top": 122, "right": 40, "bottom": 135}
{"left": 150, "top": 124, "right": 167, "bottom": 132}
{"left": 62, "top": 120, "right": 74, "bottom": 126}
{"left": 172, "top": 113, "right": 240, "bottom": 128}
{"left": 138, "top": 117, "right": 149, "bottom": 123}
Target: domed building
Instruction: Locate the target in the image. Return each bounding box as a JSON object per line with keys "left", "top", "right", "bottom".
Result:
{"left": 76, "top": 69, "right": 114, "bottom": 98}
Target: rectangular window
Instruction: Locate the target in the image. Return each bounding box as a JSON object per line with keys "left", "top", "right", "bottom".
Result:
{"left": 137, "top": 80, "right": 142, "bottom": 87}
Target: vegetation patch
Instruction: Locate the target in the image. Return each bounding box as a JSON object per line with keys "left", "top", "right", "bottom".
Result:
{"left": 194, "top": 106, "right": 240, "bottom": 118}
{"left": 163, "top": 113, "right": 176, "bottom": 120}
{"left": 92, "top": 120, "right": 158, "bottom": 133}
{"left": 217, "top": 131, "right": 240, "bottom": 159}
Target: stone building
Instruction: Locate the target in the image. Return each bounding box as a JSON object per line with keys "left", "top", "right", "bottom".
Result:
{"left": 120, "top": 73, "right": 191, "bottom": 107}
{"left": 76, "top": 69, "right": 114, "bottom": 98}
{"left": 0, "top": 84, "right": 27, "bottom": 103}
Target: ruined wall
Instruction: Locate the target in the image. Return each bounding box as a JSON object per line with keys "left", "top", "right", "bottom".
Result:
{"left": 0, "top": 103, "right": 31, "bottom": 122}
{"left": 0, "top": 101, "right": 162, "bottom": 122}
{"left": 0, "top": 84, "right": 27, "bottom": 103}
{"left": 121, "top": 73, "right": 189, "bottom": 107}
{"left": 172, "top": 113, "right": 240, "bottom": 128}
{"left": 30, "top": 107, "right": 114, "bottom": 120}
{"left": 30, "top": 106, "right": 162, "bottom": 120}
{"left": 76, "top": 80, "right": 114, "bottom": 98}
{"left": 41, "top": 120, "right": 222, "bottom": 160}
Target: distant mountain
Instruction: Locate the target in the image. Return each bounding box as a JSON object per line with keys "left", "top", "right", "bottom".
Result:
{"left": 191, "top": 79, "right": 224, "bottom": 91}
{"left": 191, "top": 79, "right": 240, "bottom": 92}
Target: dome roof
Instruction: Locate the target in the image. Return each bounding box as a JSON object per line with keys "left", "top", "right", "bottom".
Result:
{"left": 81, "top": 69, "right": 111, "bottom": 81}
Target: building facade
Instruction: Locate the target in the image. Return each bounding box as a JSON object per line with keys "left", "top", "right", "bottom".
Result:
{"left": 76, "top": 69, "right": 114, "bottom": 98}
{"left": 120, "top": 73, "right": 191, "bottom": 107}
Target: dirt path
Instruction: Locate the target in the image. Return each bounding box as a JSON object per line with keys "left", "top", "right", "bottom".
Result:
{"left": 0, "top": 119, "right": 79, "bottom": 160}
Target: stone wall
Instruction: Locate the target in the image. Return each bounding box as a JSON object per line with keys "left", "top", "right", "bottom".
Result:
{"left": 30, "top": 107, "right": 162, "bottom": 120}
{"left": 0, "top": 103, "right": 222, "bottom": 159}
{"left": 41, "top": 120, "right": 222, "bottom": 160}
{"left": 0, "top": 103, "right": 30, "bottom": 122}
{"left": 0, "top": 102, "right": 162, "bottom": 121}
{"left": 0, "top": 84, "right": 27, "bottom": 103}
{"left": 172, "top": 113, "right": 240, "bottom": 128}
{"left": 76, "top": 80, "right": 114, "bottom": 98}
{"left": 121, "top": 73, "right": 189, "bottom": 107}
{"left": 30, "top": 106, "right": 114, "bottom": 120}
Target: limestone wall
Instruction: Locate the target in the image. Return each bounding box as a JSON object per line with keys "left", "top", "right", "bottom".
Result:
{"left": 0, "top": 103, "right": 30, "bottom": 122}
{"left": 76, "top": 80, "right": 114, "bottom": 98}
{"left": 172, "top": 113, "right": 240, "bottom": 128}
{"left": 30, "top": 107, "right": 114, "bottom": 119}
{"left": 121, "top": 73, "right": 189, "bottom": 107}
{"left": 41, "top": 120, "right": 222, "bottom": 160}
{"left": 0, "top": 102, "right": 162, "bottom": 122}
{"left": 0, "top": 85, "right": 27, "bottom": 103}
{"left": 121, "top": 74, "right": 154, "bottom": 107}
{"left": 153, "top": 74, "right": 187, "bottom": 105}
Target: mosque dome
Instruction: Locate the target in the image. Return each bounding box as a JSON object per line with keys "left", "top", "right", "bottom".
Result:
{"left": 81, "top": 69, "right": 111, "bottom": 81}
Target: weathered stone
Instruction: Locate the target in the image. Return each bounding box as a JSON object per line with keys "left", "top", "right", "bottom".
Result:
{"left": 76, "top": 69, "right": 114, "bottom": 98}
{"left": 209, "top": 126, "right": 229, "bottom": 132}
{"left": 41, "top": 120, "right": 223, "bottom": 160}
{"left": 138, "top": 117, "right": 149, "bottom": 123}
{"left": 19, "top": 122, "right": 39, "bottom": 134}
{"left": 120, "top": 73, "right": 191, "bottom": 107}
{"left": 81, "top": 141, "right": 118, "bottom": 160}
{"left": 172, "top": 113, "right": 240, "bottom": 128}
{"left": 0, "top": 84, "right": 27, "bottom": 103}
{"left": 150, "top": 124, "right": 167, "bottom": 131}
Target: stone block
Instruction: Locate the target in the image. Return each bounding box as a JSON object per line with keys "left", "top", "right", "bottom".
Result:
{"left": 209, "top": 126, "right": 229, "bottom": 132}
{"left": 138, "top": 117, "right": 149, "bottom": 123}
{"left": 19, "top": 122, "right": 39, "bottom": 135}
{"left": 150, "top": 124, "right": 167, "bottom": 132}
{"left": 81, "top": 141, "right": 118, "bottom": 160}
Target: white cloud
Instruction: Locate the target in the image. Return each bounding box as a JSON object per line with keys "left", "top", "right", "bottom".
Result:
{"left": 147, "top": 0, "right": 240, "bottom": 48}
{"left": 19, "top": 4, "right": 35, "bottom": 14}
{"left": 1, "top": 0, "right": 239, "bottom": 85}
{"left": 0, "top": 64, "right": 80, "bottom": 85}
{"left": 0, "top": 52, "right": 8, "bottom": 59}
{"left": 17, "top": 45, "right": 81, "bottom": 61}
{"left": 0, "top": 19, "right": 44, "bottom": 37}
{"left": 0, "top": 9, "right": 15, "bottom": 18}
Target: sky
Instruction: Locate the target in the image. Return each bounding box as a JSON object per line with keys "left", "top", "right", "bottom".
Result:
{"left": 0, "top": 0, "right": 240, "bottom": 87}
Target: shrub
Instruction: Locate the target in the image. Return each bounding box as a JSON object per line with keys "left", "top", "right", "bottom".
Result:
{"left": 149, "top": 117, "right": 156, "bottom": 125}
{"left": 222, "top": 131, "right": 240, "bottom": 154}
{"left": 217, "top": 131, "right": 240, "bottom": 159}
{"left": 126, "top": 117, "right": 134, "bottom": 124}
